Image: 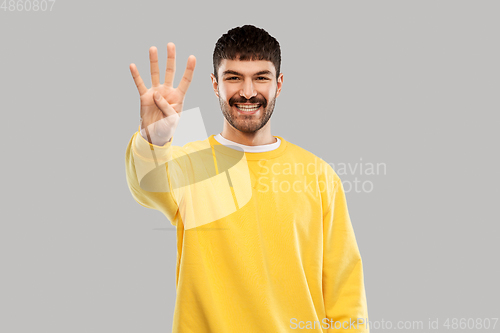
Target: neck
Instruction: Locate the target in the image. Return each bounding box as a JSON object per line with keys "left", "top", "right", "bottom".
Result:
{"left": 221, "top": 120, "right": 276, "bottom": 146}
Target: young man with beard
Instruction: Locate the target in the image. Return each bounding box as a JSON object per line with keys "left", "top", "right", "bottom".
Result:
{"left": 125, "top": 25, "right": 369, "bottom": 332}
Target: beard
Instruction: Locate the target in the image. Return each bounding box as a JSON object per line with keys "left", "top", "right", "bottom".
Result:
{"left": 218, "top": 88, "right": 277, "bottom": 134}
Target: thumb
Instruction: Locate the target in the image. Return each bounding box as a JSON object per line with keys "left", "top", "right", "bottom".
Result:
{"left": 153, "top": 91, "right": 177, "bottom": 118}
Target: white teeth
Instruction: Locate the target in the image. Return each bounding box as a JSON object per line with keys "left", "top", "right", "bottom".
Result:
{"left": 236, "top": 104, "right": 260, "bottom": 111}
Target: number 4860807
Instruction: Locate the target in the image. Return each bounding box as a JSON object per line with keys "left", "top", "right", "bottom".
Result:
{"left": 1, "top": 0, "right": 56, "bottom": 11}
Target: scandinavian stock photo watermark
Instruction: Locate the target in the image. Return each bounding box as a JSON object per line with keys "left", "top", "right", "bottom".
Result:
{"left": 256, "top": 158, "right": 386, "bottom": 195}
{"left": 289, "top": 317, "right": 499, "bottom": 330}
{"left": 139, "top": 108, "right": 387, "bottom": 231}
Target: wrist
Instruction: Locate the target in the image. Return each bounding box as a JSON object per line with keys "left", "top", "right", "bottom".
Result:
{"left": 139, "top": 123, "right": 172, "bottom": 146}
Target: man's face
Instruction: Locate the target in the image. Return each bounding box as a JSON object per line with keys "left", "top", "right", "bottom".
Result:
{"left": 212, "top": 59, "right": 283, "bottom": 134}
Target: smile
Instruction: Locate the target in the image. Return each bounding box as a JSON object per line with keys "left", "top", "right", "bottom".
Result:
{"left": 235, "top": 103, "right": 261, "bottom": 113}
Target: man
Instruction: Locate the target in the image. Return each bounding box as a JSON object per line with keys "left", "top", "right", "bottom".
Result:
{"left": 125, "top": 25, "right": 369, "bottom": 332}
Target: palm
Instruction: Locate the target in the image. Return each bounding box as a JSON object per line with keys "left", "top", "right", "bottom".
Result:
{"left": 139, "top": 85, "right": 182, "bottom": 122}
{"left": 130, "top": 43, "right": 196, "bottom": 135}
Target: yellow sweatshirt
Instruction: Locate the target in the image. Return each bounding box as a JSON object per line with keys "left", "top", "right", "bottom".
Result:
{"left": 125, "top": 127, "right": 369, "bottom": 332}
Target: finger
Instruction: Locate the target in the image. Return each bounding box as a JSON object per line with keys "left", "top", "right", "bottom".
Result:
{"left": 153, "top": 91, "right": 178, "bottom": 118}
{"left": 164, "top": 42, "right": 176, "bottom": 87}
{"left": 177, "top": 55, "right": 196, "bottom": 95}
{"left": 149, "top": 46, "right": 161, "bottom": 87}
{"left": 129, "top": 63, "right": 148, "bottom": 96}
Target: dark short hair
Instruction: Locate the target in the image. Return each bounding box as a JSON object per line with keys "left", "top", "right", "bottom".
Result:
{"left": 213, "top": 25, "right": 281, "bottom": 81}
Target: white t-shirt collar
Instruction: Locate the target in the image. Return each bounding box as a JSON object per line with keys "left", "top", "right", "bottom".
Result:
{"left": 213, "top": 133, "right": 281, "bottom": 153}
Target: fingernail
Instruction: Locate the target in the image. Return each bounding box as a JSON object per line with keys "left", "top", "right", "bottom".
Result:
{"left": 154, "top": 91, "right": 161, "bottom": 100}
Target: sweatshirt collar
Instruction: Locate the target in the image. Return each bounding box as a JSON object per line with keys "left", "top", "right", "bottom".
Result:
{"left": 208, "top": 134, "right": 288, "bottom": 160}
{"left": 213, "top": 133, "right": 281, "bottom": 152}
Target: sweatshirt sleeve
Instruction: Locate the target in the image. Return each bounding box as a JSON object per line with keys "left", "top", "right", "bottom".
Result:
{"left": 322, "top": 173, "right": 369, "bottom": 332}
{"left": 125, "top": 125, "right": 180, "bottom": 226}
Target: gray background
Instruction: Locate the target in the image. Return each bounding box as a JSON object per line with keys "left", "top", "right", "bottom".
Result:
{"left": 1, "top": 0, "right": 499, "bottom": 332}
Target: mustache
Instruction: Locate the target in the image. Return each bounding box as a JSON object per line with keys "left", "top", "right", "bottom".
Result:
{"left": 229, "top": 96, "right": 267, "bottom": 108}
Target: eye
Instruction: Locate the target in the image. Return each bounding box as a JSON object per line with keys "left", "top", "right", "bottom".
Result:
{"left": 226, "top": 76, "right": 239, "bottom": 81}
{"left": 256, "top": 77, "right": 269, "bottom": 81}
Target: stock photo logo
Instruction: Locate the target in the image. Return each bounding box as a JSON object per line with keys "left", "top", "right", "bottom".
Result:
{"left": 132, "top": 107, "right": 252, "bottom": 230}
{"left": 131, "top": 107, "right": 383, "bottom": 230}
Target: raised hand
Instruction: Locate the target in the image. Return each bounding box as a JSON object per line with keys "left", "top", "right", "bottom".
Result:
{"left": 130, "top": 43, "right": 196, "bottom": 145}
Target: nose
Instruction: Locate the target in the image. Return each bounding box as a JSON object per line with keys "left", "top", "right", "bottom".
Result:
{"left": 239, "top": 79, "right": 257, "bottom": 99}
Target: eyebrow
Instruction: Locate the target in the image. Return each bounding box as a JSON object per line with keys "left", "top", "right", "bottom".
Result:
{"left": 222, "top": 70, "right": 273, "bottom": 77}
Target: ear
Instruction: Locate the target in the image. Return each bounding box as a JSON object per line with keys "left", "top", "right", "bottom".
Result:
{"left": 210, "top": 73, "right": 219, "bottom": 98}
{"left": 275, "top": 73, "right": 284, "bottom": 98}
